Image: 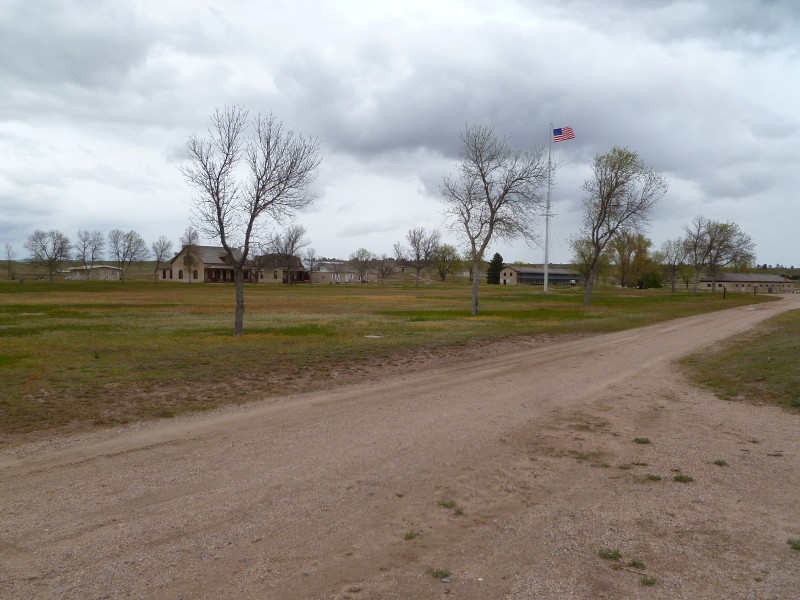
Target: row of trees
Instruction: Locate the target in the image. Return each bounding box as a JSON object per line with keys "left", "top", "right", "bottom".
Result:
{"left": 346, "top": 229, "right": 463, "bottom": 286}
{"left": 180, "top": 107, "right": 675, "bottom": 332}
{"left": 20, "top": 228, "right": 164, "bottom": 283}
{"left": 9, "top": 106, "right": 746, "bottom": 333}
{"left": 571, "top": 217, "right": 756, "bottom": 295}
{"left": 10, "top": 220, "right": 468, "bottom": 288}
{"left": 663, "top": 217, "right": 755, "bottom": 293}
{"left": 11, "top": 105, "right": 757, "bottom": 336}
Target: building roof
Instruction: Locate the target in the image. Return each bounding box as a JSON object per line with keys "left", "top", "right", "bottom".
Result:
{"left": 67, "top": 265, "right": 122, "bottom": 271}
{"left": 504, "top": 265, "right": 579, "bottom": 276}
{"left": 317, "top": 261, "right": 357, "bottom": 274}
{"left": 701, "top": 273, "right": 792, "bottom": 283}
{"left": 254, "top": 253, "right": 306, "bottom": 270}
{"left": 170, "top": 245, "right": 240, "bottom": 267}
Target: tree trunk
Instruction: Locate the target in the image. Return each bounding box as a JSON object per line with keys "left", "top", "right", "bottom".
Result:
{"left": 692, "top": 271, "right": 701, "bottom": 295}
{"left": 414, "top": 266, "right": 421, "bottom": 287}
{"left": 470, "top": 259, "right": 480, "bottom": 315}
{"left": 233, "top": 267, "right": 245, "bottom": 336}
{"left": 583, "top": 266, "right": 596, "bottom": 306}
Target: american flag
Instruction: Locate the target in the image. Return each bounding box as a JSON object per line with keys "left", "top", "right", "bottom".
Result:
{"left": 553, "top": 126, "right": 575, "bottom": 142}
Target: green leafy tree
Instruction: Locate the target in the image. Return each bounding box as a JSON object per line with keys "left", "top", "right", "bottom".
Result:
{"left": 570, "top": 236, "right": 609, "bottom": 287}
{"left": 608, "top": 230, "right": 652, "bottom": 288}
{"left": 578, "top": 147, "right": 667, "bottom": 305}
{"left": 435, "top": 244, "right": 461, "bottom": 281}
{"left": 486, "top": 252, "right": 503, "bottom": 284}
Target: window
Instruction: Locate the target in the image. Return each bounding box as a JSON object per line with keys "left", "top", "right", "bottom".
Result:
{"left": 193, "top": 269, "right": 198, "bottom": 280}
{"left": 178, "top": 269, "right": 183, "bottom": 279}
{"left": 162, "top": 270, "right": 167, "bottom": 279}
{"left": 274, "top": 271, "right": 278, "bottom": 279}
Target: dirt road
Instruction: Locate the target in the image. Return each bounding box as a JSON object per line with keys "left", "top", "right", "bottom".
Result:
{"left": 2, "top": 297, "right": 799, "bottom": 599}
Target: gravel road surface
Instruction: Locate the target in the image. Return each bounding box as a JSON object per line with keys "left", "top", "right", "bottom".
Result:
{"left": 2, "top": 297, "right": 799, "bottom": 599}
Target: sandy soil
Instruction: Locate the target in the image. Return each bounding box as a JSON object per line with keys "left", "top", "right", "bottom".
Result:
{"left": 1, "top": 296, "right": 799, "bottom": 599}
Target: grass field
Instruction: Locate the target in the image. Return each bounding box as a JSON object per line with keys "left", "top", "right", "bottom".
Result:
{"left": 0, "top": 279, "right": 776, "bottom": 440}
{"left": 681, "top": 308, "right": 800, "bottom": 411}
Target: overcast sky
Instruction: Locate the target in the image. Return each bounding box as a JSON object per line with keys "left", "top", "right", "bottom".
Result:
{"left": 2, "top": 0, "right": 798, "bottom": 266}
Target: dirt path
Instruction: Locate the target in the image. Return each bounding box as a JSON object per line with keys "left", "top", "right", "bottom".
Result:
{"left": 2, "top": 297, "right": 799, "bottom": 599}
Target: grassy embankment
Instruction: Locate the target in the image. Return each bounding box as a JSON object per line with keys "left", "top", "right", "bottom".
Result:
{"left": 681, "top": 308, "right": 800, "bottom": 411}
{"left": 0, "top": 279, "right": 776, "bottom": 440}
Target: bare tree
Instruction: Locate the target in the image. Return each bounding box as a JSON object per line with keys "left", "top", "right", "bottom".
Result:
{"left": 348, "top": 247, "right": 374, "bottom": 283}
{"left": 303, "top": 247, "right": 320, "bottom": 273}
{"left": 435, "top": 243, "right": 461, "bottom": 282}
{"left": 24, "top": 229, "right": 71, "bottom": 283}
{"left": 4, "top": 243, "right": 15, "bottom": 280}
{"left": 376, "top": 254, "right": 395, "bottom": 284}
{"left": 395, "top": 227, "right": 440, "bottom": 287}
{"left": 658, "top": 238, "right": 687, "bottom": 292}
{"left": 578, "top": 147, "right": 667, "bottom": 305}
{"left": 683, "top": 217, "right": 755, "bottom": 293}
{"left": 151, "top": 236, "right": 174, "bottom": 282}
{"left": 181, "top": 106, "right": 320, "bottom": 334}
{"left": 75, "top": 230, "right": 105, "bottom": 277}
{"left": 329, "top": 260, "right": 345, "bottom": 283}
{"left": 180, "top": 226, "right": 201, "bottom": 283}
{"left": 682, "top": 216, "right": 712, "bottom": 294}
{"left": 268, "top": 224, "right": 310, "bottom": 284}
{"left": 108, "top": 229, "right": 149, "bottom": 281}
{"left": 441, "top": 124, "right": 548, "bottom": 314}
{"left": 705, "top": 221, "right": 755, "bottom": 292}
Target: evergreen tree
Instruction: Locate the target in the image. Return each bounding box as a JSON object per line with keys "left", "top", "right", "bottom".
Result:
{"left": 486, "top": 252, "right": 503, "bottom": 284}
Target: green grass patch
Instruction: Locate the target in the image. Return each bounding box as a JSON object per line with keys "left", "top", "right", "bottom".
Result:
{"left": 633, "top": 437, "right": 651, "bottom": 444}
{"left": 597, "top": 548, "right": 621, "bottom": 561}
{"left": 427, "top": 567, "right": 451, "bottom": 579}
{"left": 681, "top": 309, "right": 800, "bottom": 411}
{"left": 713, "top": 459, "right": 728, "bottom": 467}
{"left": 0, "top": 280, "right": 774, "bottom": 439}
{"left": 673, "top": 474, "right": 694, "bottom": 483}
{"left": 640, "top": 575, "right": 657, "bottom": 586}
{"left": 788, "top": 538, "right": 800, "bottom": 551}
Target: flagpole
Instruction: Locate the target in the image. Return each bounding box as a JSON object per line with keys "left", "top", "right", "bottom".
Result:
{"left": 544, "top": 123, "right": 552, "bottom": 292}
